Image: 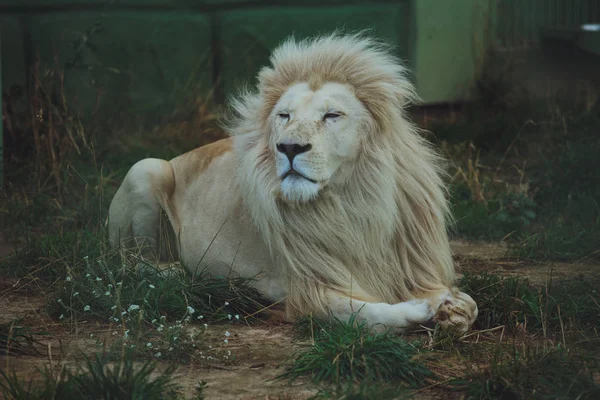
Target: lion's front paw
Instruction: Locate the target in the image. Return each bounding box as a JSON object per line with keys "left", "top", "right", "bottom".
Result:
{"left": 404, "top": 299, "right": 436, "bottom": 325}
{"left": 433, "top": 292, "right": 478, "bottom": 335}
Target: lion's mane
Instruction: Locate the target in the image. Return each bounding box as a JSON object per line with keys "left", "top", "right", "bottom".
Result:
{"left": 227, "top": 32, "right": 455, "bottom": 318}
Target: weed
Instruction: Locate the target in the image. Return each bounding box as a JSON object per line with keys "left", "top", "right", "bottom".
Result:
{"left": 280, "top": 314, "right": 433, "bottom": 389}
{"left": 50, "top": 255, "right": 269, "bottom": 324}
{"left": 309, "top": 381, "right": 410, "bottom": 400}
{"left": 433, "top": 79, "right": 600, "bottom": 261}
{"left": 44, "top": 250, "right": 270, "bottom": 364}
{"left": 0, "top": 353, "right": 186, "bottom": 400}
{"left": 513, "top": 132, "right": 600, "bottom": 261}
{"left": 452, "top": 343, "right": 600, "bottom": 399}
{"left": 459, "top": 273, "right": 600, "bottom": 337}
{"left": 450, "top": 182, "right": 536, "bottom": 241}
{"left": 0, "top": 322, "right": 47, "bottom": 356}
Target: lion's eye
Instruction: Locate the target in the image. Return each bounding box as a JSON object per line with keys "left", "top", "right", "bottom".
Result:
{"left": 323, "top": 112, "right": 341, "bottom": 120}
{"left": 278, "top": 113, "right": 290, "bottom": 120}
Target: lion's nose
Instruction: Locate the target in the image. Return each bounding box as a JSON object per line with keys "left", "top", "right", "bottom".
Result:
{"left": 276, "top": 143, "right": 312, "bottom": 163}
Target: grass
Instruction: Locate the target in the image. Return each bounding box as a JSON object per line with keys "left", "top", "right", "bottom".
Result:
{"left": 449, "top": 181, "right": 536, "bottom": 242}
{"left": 459, "top": 273, "right": 600, "bottom": 338}
{"left": 280, "top": 314, "right": 434, "bottom": 394}
{"left": 0, "top": 353, "right": 202, "bottom": 400}
{"left": 430, "top": 64, "right": 600, "bottom": 262}
{"left": 0, "top": 322, "right": 47, "bottom": 356}
{"left": 451, "top": 343, "right": 599, "bottom": 400}
{"left": 49, "top": 254, "right": 269, "bottom": 324}
{"left": 46, "top": 251, "right": 270, "bottom": 363}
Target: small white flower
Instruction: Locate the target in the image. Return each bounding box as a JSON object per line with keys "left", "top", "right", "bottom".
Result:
{"left": 227, "top": 350, "right": 231, "bottom": 356}
{"left": 225, "top": 331, "right": 231, "bottom": 337}
{"left": 169, "top": 347, "right": 174, "bottom": 351}
{"left": 197, "top": 315, "right": 204, "bottom": 320}
{"left": 148, "top": 284, "right": 156, "bottom": 289}
{"left": 224, "top": 339, "right": 229, "bottom": 343}
{"left": 113, "top": 318, "right": 119, "bottom": 322}
{"left": 151, "top": 319, "right": 157, "bottom": 324}
{"left": 154, "top": 352, "right": 161, "bottom": 358}
{"left": 146, "top": 342, "right": 152, "bottom": 348}
{"left": 124, "top": 330, "right": 130, "bottom": 338}
{"left": 111, "top": 305, "right": 117, "bottom": 310}
{"left": 59, "top": 314, "right": 65, "bottom": 320}
{"left": 128, "top": 304, "right": 140, "bottom": 312}
{"left": 117, "top": 282, "right": 123, "bottom": 286}
{"left": 203, "top": 324, "right": 208, "bottom": 329}
{"left": 227, "top": 314, "right": 232, "bottom": 320}
{"left": 186, "top": 306, "right": 195, "bottom": 314}
{"left": 83, "top": 305, "right": 91, "bottom": 312}
{"left": 66, "top": 276, "right": 71, "bottom": 282}
{"left": 95, "top": 277, "right": 102, "bottom": 282}
{"left": 157, "top": 325, "right": 164, "bottom": 332}
{"left": 57, "top": 299, "right": 63, "bottom": 303}
{"left": 73, "top": 292, "right": 79, "bottom": 297}
{"left": 85, "top": 273, "right": 91, "bottom": 278}
{"left": 207, "top": 356, "right": 213, "bottom": 360}
{"left": 235, "top": 314, "right": 240, "bottom": 320}
{"left": 224, "top": 301, "right": 229, "bottom": 306}
{"left": 104, "top": 291, "right": 110, "bottom": 296}
{"left": 121, "top": 311, "right": 127, "bottom": 316}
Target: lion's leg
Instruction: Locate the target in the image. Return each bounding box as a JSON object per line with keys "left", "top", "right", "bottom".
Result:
{"left": 108, "top": 158, "right": 179, "bottom": 263}
{"left": 322, "top": 287, "right": 478, "bottom": 334}
{"left": 323, "top": 289, "right": 436, "bottom": 333}
{"left": 414, "top": 288, "right": 479, "bottom": 334}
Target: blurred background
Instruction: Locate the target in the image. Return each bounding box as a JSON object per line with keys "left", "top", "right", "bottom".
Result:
{"left": 0, "top": 2, "right": 599, "bottom": 398}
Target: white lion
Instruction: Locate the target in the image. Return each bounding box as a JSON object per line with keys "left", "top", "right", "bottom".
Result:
{"left": 108, "top": 32, "right": 478, "bottom": 334}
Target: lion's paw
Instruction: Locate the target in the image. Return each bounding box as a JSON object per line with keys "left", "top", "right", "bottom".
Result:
{"left": 404, "top": 299, "right": 436, "bottom": 325}
{"left": 433, "top": 292, "right": 478, "bottom": 335}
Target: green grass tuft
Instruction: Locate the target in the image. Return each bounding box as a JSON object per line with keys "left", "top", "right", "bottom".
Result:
{"left": 0, "top": 353, "right": 187, "bottom": 400}
{"left": 450, "top": 183, "right": 536, "bottom": 241}
{"left": 0, "top": 322, "right": 47, "bottom": 356}
{"left": 459, "top": 273, "right": 600, "bottom": 336}
{"left": 452, "top": 344, "right": 600, "bottom": 400}
{"left": 49, "top": 255, "right": 269, "bottom": 324}
{"left": 280, "top": 314, "right": 433, "bottom": 388}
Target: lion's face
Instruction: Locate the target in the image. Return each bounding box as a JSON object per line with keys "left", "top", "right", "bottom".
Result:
{"left": 268, "top": 82, "right": 370, "bottom": 203}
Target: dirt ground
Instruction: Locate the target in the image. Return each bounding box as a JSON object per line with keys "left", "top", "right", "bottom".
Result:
{"left": 0, "top": 240, "right": 598, "bottom": 399}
